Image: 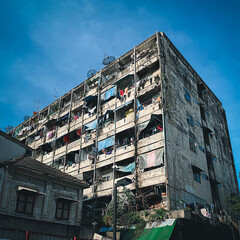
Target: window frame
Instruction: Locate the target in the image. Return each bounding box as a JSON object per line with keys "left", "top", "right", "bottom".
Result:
{"left": 15, "top": 191, "right": 35, "bottom": 215}
{"left": 193, "top": 171, "right": 201, "bottom": 183}
{"left": 184, "top": 88, "right": 191, "bottom": 103}
{"left": 55, "top": 199, "right": 70, "bottom": 220}
{"left": 186, "top": 112, "right": 194, "bottom": 127}
{"left": 189, "top": 137, "right": 197, "bottom": 153}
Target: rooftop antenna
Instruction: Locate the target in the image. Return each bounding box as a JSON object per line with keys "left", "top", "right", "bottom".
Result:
{"left": 33, "top": 99, "right": 40, "bottom": 112}
{"left": 53, "top": 88, "right": 58, "bottom": 101}
{"left": 102, "top": 54, "right": 116, "bottom": 65}
{"left": 87, "top": 69, "right": 97, "bottom": 79}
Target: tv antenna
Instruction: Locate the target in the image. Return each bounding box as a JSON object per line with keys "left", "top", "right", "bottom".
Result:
{"left": 87, "top": 69, "right": 97, "bottom": 79}
{"left": 102, "top": 54, "right": 116, "bottom": 65}
{"left": 4, "top": 125, "right": 14, "bottom": 133}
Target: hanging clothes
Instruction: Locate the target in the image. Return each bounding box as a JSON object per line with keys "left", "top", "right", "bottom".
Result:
{"left": 119, "top": 90, "right": 124, "bottom": 96}
{"left": 77, "top": 128, "right": 81, "bottom": 136}
{"left": 63, "top": 134, "right": 70, "bottom": 143}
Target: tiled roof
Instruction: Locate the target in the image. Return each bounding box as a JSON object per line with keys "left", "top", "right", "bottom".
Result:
{"left": 0, "top": 155, "right": 89, "bottom": 188}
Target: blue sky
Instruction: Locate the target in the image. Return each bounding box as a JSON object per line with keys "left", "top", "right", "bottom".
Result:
{"left": 0, "top": 0, "right": 239, "bottom": 184}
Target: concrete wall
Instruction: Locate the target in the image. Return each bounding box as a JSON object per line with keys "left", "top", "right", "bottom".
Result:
{"left": 0, "top": 135, "right": 26, "bottom": 162}
{"left": 161, "top": 33, "right": 238, "bottom": 210}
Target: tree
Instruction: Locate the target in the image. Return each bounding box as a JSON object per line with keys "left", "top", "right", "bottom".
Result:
{"left": 225, "top": 194, "right": 240, "bottom": 221}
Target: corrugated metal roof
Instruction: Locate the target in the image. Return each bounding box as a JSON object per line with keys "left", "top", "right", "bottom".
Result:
{"left": 0, "top": 155, "right": 89, "bottom": 188}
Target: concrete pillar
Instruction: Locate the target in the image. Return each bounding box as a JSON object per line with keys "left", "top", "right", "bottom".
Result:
{"left": 41, "top": 181, "right": 52, "bottom": 219}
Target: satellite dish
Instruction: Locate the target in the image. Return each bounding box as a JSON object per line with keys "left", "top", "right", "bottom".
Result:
{"left": 4, "top": 125, "right": 14, "bottom": 132}
{"left": 87, "top": 69, "right": 97, "bottom": 79}
{"left": 102, "top": 56, "right": 116, "bottom": 65}
{"left": 24, "top": 115, "right": 30, "bottom": 121}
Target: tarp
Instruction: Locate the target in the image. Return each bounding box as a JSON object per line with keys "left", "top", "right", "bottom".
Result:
{"left": 98, "top": 136, "right": 115, "bottom": 151}
{"left": 138, "top": 148, "right": 164, "bottom": 169}
{"left": 83, "top": 95, "right": 98, "bottom": 103}
{"left": 101, "top": 86, "right": 116, "bottom": 101}
{"left": 138, "top": 219, "right": 176, "bottom": 240}
{"left": 137, "top": 114, "right": 162, "bottom": 135}
{"left": 117, "top": 162, "right": 135, "bottom": 173}
{"left": 84, "top": 119, "right": 97, "bottom": 131}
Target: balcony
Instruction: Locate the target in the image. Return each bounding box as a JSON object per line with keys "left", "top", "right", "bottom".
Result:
{"left": 138, "top": 104, "right": 162, "bottom": 124}
{"left": 42, "top": 151, "right": 54, "bottom": 163}
{"left": 54, "top": 145, "right": 66, "bottom": 159}
{"left": 83, "top": 114, "right": 97, "bottom": 124}
{"left": 85, "top": 88, "right": 97, "bottom": 98}
{"left": 59, "top": 105, "right": 70, "bottom": 118}
{"left": 138, "top": 167, "right": 165, "bottom": 188}
{"left": 35, "top": 137, "right": 44, "bottom": 148}
{"left": 98, "top": 123, "right": 114, "bottom": 142}
{"left": 96, "top": 174, "right": 134, "bottom": 197}
{"left": 137, "top": 132, "right": 164, "bottom": 155}
{"left": 116, "top": 88, "right": 134, "bottom": 109}
{"left": 56, "top": 125, "right": 68, "bottom": 138}
{"left": 72, "top": 99, "right": 83, "bottom": 111}
{"left": 81, "top": 132, "right": 96, "bottom": 149}
{"left": 116, "top": 114, "right": 134, "bottom": 134}
{"left": 67, "top": 139, "right": 80, "bottom": 152}
{"left": 102, "top": 98, "right": 115, "bottom": 113}
{"left": 69, "top": 117, "right": 82, "bottom": 132}
{"left": 136, "top": 50, "right": 158, "bottom": 73}
{"left": 116, "top": 65, "right": 134, "bottom": 80}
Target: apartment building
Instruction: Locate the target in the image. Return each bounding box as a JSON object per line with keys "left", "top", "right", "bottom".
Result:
{"left": 10, "top": 32, "right": 238, "bottom": 214}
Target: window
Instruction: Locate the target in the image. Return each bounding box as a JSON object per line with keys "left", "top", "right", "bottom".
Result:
{"left": 202, "top": 173, "right": 209, "bottom": 181}
{"left": 199, "top": 145, "right": 205, "bottom": 153}
{"left": 55, "top": 199, "right": 70, "bottom": 220}
{"left": 195, "top": 120, "right": 201, "bottom": 127}
{"left": 186, "top": 112, "right": 194, "bottom": 126}
{"left": 193, "top": 172, "right": 201, "bottom": 183}
{"left": 16, "top": 191, "right": 35, "bottom": 215}
{"left": 189, "top": 137, "right": 197, "bottom": 153}
{"left": 184, "top": 88, "right": 191, "bottom": 103}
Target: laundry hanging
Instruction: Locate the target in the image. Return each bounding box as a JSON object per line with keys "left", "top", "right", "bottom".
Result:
{"left": 100, "top": 86, "right": 116, "bottom": 101}
{"left": 98, "top": 136, "right": 115, "bottom": 152}
{"left": 138, "top": 148, "right": 164, "bottom": 169}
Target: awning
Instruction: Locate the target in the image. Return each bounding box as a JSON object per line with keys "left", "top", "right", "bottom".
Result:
{"left": 114, "top": 100, "right": 133, "bottom": 112}
{"left": 83, "top": 95, "right": 97, "bottom": 103}
{"left": 117, "top": 162, "right": 135, "bottom": 173}
{"left": 191, "top": 165, "right": 204, "bottom": 172}
{"left": 17, "top": 186, "right": 46, "bottom": 195}
{"left": 98, "top": 136, "right": 115, "bottom": 151}
{"left": 139, "top": 148, "right": 164, "bottom": 169}
{"left": 101, "top": 86, "right": 116, "bottom": 101}
{"left": 55, "top": 195, "right": 79, "bottom": 202}
{"left": 138, "top": 219, "right": 176, "bottom": 240}
{"left": 55, "top": 114, "right": 69, "bottom": 125}
{"left": 83, "top": 119, "right": 97, "bottom": 131}
{"left": 137, "top": 114, "right": 162, "bottom": 135}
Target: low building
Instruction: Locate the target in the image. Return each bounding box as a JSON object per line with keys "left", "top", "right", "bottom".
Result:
{"left": 0, "top": 155, "right": 91, "bottom": 239}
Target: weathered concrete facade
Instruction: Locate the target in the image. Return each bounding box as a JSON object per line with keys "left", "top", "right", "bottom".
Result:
{"left": 10, "top": 32, "right": 238, "bottom": 214}
{"left": 0, "top": 156, "right": 89, "bottom": 238}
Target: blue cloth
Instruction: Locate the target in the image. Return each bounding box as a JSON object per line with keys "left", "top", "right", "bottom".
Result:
{"left": 98, "top": 136, "right": 115, "bottom": 151}
{"left": 118, "top": 162, "right": 135, "bottom": 173}
{"left": 100, "top": 227, "right": 108, "bottom": 232}
{"left": 84, "top": 119, "right": 97, "bottom": 131}
{"left": 114, "top": 100, "right": 133, "bottom": 111}
{"left": 101, "top": 86, "right": 116, "bottom": 101}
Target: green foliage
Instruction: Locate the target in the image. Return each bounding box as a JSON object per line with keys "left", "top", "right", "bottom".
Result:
{"left": 150, "top": 208, "right": 167, "bottom": 221}
{"left": 144, "top": 210, "right": 150, "bottom": 217}
{"left": 103, "top": 213, "right": 112, "bottom": 226}
{"left": 135, "top": 219, "right": 146, "bottom": 237}
{"left": 225, "top": 194, "right": 240, "bottom": 221}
